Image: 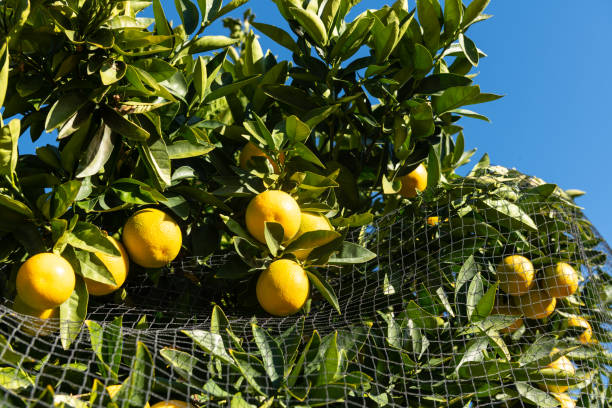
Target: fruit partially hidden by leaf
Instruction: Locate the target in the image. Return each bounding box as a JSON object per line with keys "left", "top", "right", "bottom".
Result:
{"left": 551, "top": 393, "right": 576, "bottom": 408}
{"left": 12, "top": 295, "right": 58, "bottom": 337}
{"left": 256, "top": 259, "right": 309, "bottom": 316}
{"left": 106, "top": 385, "right": 151, "bottom": 407}
{"left": 490, "top": 298, "right": 523, "bottom": 334}
{"left": 16, "top": 253, "right": 76, "bottom": 310}
{"left": 399, "top": 163, "right": 427, "bottom": 198}
{"left": 122, "top": 208, "right": 182, "bottom": 268}
{"left": 289, "top": 212, "right": 334, "bottom": 260}
{"left": 516, "top": 288, "right": 556, "bottom": 319}
{"left": 567, "top": 315, "right": 593, "bottom": 344}
{"left": 543, "top": 262, "right": 579, "bottom": 298}
{"left": 245, "top": 190, "right": 301, "bottom": 244}
{"left": 496, "top": 255, "right": 534, "bottom": 296}
{"left": 538, "top": 349, "right": 575, "bottom": 393}
{"left": 85, "top": 236, "right": 129, "bottom": 296}
{"left": 150, "top": 401, "right": 190, "bottom": 408}
{"left": 239, "top": 141, "right": 284, "bottom": 174}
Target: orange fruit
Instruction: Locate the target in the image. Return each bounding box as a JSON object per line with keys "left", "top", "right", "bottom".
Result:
{"left": 538, "top": 349, "right": 575, "bottom": 393}
{"left": 12, "top": 295, "right": 58, "bottom": 336}
{"left": 567, "top": 315, "right": 593, "bottom": 344}
{"left": 552, "top": 393, "right": 576, "bottom": 408}
{"left": 150, "top": 401, "right": 192, "bottom": 408}
{"left": 426, "top": 216, "right": 440, "bottom": 226}
{"left": 543, "top": 262, "right": 579, "bottom": 298}
{"left": 289, "top": 212, "right": 334, "bottom": 260}
{"left": 399, "top": 163, "right": 427, "bottom": 198}
{"left": 85, "top": 236, "right": 129, "bottom": 296}
{"left": 122, "top": 209, "right": 182, "bottom": 268}
{"left": 245, "top": 190, "right": 301, "bottom": 244}
{"left": 16, "top": 253, "right": 75, "bottom": 309}
{"left": 256, "top": 259, "right": 309, "bottom": 316}
{"left": 239, "top": 142, "right": 283, "bottom": 173}
{"left": 491, "top": 298, "right": 523, "bottom": 334}
{"left": 516, "top": 289, "right": 556, "bottom": 319}
{"left": 496, "top": 255, "right": 534, "bottom": 296}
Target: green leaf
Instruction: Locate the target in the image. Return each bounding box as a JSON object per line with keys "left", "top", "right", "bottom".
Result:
{"left": 160, "top": 348, "right": 200, "bottom": 380}
{"left": 189, "top": 35, "right": 239, "bottom": 53}
{"left": 0, "top": 194, "right": 33, "bottom": 218}
{"left": 372, "top": 16, "right": 399, "bottom": 64}
{"left": 50, "top": 180, "right": 81, "bottom": 219}
{"left": 114, "top": 342, "right": 154, "bottom": 408}
{"left": 100, "top": 59, "right": 127, "bottom": 85}
{"left": 518, "top": 336, "right": 556, "bottom": 367}
{"left": 75, "top": 123, "right": 114, "bottom": 178}
{"left": 264, "top": 221, "right": 284, "bottom": 257}
{"left": 413, "top": 43, "right": 434, "bottom": 77}
{"left": 405, "top": 300, "right": 445, "bottom": 329}
{"left": 140, "top": 136, "right": 172, "bottom": 190}
{"left": 306, "top": 270, "right": 340, "bottom": 314}
{"left": 449, "top": 108, "right": 490, "bottom": 121}
{"left": 67, "top": 222, "right": 120, "bottom": 256}
{"left": 462, "top": 0, "right": 491, "bottom": 29}
{"left": 292, "top": 142, "right": 325, "bottom": 168}
{"left": 85, "top": 320, "right": 111, "bottom": 377}
{"left": 415, "top": 73, "right": 472, "bottom": 94}
{"left": 289, "top": 7, "right": 328, "bottom": 46}
{"left": 443, "top": 0, "right": 462, "bottom": 37}
{"left": 251, "top": 324, "right": 285, "bottom": 385}
{"left": 328, "top": 242, "right": 376, "bottom": 264}
{"left": 466, "top": 272, "right": 484, "bottom": 321}
{"left": 45, "top": 93, "right": 88, "bottom": 131}
{"left": 167, "top": 140, "right": 215, "bottom": 159}
{"left": 102, "top": 316, "right": 123, "bottom": 381}
{"left": 174, "top": 0, "right": 199, "bottom": 35}
{"left": 459, "top": 34, "right": 479, "bottom": 66}
{"left": 285, "top": 230, "right": 341, "bottom": 253}
{"left": 432, "top": 85, "right": 481, "bottom": 114}
{"left": 215, "top": 0, "right": 249, "bottom": 21}
{"left": 472, "top": 282, "right": 497, "bottom": 322}
{"left": 101, "top": 106, "right": 149, "bottom": 141}
{"left": 193, "top": 56, "right": 207, "bottom": 101}
{"left": 252, "top": 22, "right": 299, "bottom": 53}
{"left": 0, "top": 367, "right": 33, "bottom": 391}
{"left": 287, "top": 330, "right": 316, "bottom": 387}
{"left": 316, "top": 332, "right": 340, "bottom": 386}
{"left": 182, "top": 330, "right": 233, "bottom": 365}
{"left": 417, "top": 0, "right": 440, "bottom": 51}
{"left": 204, "top": 74, "right": 261, "bottom": 102}
{"left": 71, "top": 248, "right": 116, "bottom": 286}
{"left": 330, "top": 14, "right": 375, "bottom": 61}
{"left": 0, "top": 119, "right": 20, "bottom": 181}
{"left": 478, "top": 198, "right": 538, "bottom": 232}
{"left": 0, "top": 41, "right": 8, "bottom": 109}
{"left": 285, "top": 115, "right": 311, "bottom": 143}
{"left": 228, "top": 349, "right": 267, "bottom": 396}
{"left": 515, "top": 382, "right": 559, "bottom": 408}
{"left": 153, "top": 0, "right": 172, "bottom": 36}
{"left": 59, "top": 276, "right": 88, "bottom": 349}
{"left": 426, "top": 147, "right": 440, "bottom": 191}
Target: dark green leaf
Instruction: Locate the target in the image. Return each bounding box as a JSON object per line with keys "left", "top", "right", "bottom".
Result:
{"left": 45, "top": 93, "right": 88, "bottom": 131}
{"left": 204, "top": 75, "right": 261, "bottom": 102}
{"left": 263, "top": 221, "right": 284, "bottom": 257}
{"left": 101, "top": 106, "right": 149, "bottom": 141}
{"left": 459, "top": 34, "right": 479, "bottom": 66}
{"left": 426, "top": 147, "right": 440, "bottom": 190}
{"left": 182, "top": 330, "right": 233, "bottom": 365}
{"left": 160, "top": 348, "right": 200, "bottom": 380}
{"left": 462, "top": 0, "right": 491, "bottom": 29}
{"left": 443, "top": 0, "right": 462, "bottom": 37}
{"left": 466, "top": 273, "right": 484, "bottom": 321}
{"left": 189, "top": 35, "right": 239, "bottom": 53}
{"left": 417, "top": 0, "right": 440, "bottom": 51}
{"left": 472, "top": 282, "right": 497, "bottom": 322}
{"left": 415, "top": 73, "right": 472, "bottom": 94}
{"left": 285, "top": 230, "right": 341, "bottom": 253}
{"left": 252, "top": 22, "right": 299, "bottom": 53}
{"left": 67, "top": 222, "right": 120, "bottom": 256}
{"left": 174, "top": 0, "right": 199, "bottom": 35}
{"left": 102, "top": 316, "right": 123, "bottom": 381}
{"left": 251, "top": 324, "right": 285, "bottom": 385}
{"left": 114, "top": 342, "right": 154, "bottom": 408}
{"left": 306, "top": 270, "right": 340, "bottom": 314}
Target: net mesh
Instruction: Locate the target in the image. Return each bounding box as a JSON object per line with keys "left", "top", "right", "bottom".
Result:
{"left": 1, "top": 166, "right": 611, "bottom": 407}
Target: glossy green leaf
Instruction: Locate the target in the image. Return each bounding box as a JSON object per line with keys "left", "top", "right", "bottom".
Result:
{"left": 328, "top": 242, "right": 376, "bottom": 264}
{"left": 204, "top": 74, "right": 261, "bottom": 103}
{"left": 415, "top": 73, "right": 472, "bottom": 94}
{"left": 160, "top": 348, "right": 200, "bottom": 380}
{"left": 59, "top": 276, "right": 88, "bottom": 349}
{"left": 114, "top": 342, "right": 154, "bottom": 408}
{"left": 462, "top": 0, "right": 491, "bottom": 29}
{"left": 190, "top": 36, "right": 239, "bottom": 53}
{"left": 252, "top": 22, "right": 299, "bottom": 53}
{"left": 228, "top": 349, "right": 267, "bottom": 396}
{"left": 443, "top": 0, "right": 462, "bottom": 37}
{"left": 285, "top": 230, "right": 341, "bottom": 253}
{"left": 0, "top": 119, "right": 20, "bottom": 180}
{"left": 251, "top": 324, "right": 285, "bottom": 385}
{"left": 417, "top": 0, "right": 440, "bottom": 51}
{"left": 66, "top": 222, "right": 120, "bottom": 256}
{"left": 306, "top": 270, "right": 340, "bottom": 314}
{"left": 263, "top": 221, "right": 284, "bottom": 257}
{"left": 101, "top": 106, "right": 149, "bottom": 141}
{"left": 174, "top": 0, "right": 199, "bottom": 35}
{"left": 472, "top": 282, "right": 497, "bottom": 322}
{"left": 182, "top": 330, "right": 233, "bottom": 365}
{"left": 289, "top": 7, "right": 328, "bottom": 46}
{"left": 0, "top": 41, "right": 9, "bottom": 109}
{"left": 466, "top": 273, "right": 484, "bottom": 321}
{"left": 459, "top": 33, "right": 479, "bottom": 66}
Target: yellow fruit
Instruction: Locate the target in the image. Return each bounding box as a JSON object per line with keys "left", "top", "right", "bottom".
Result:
{"left": 567, "top": 315, "right": 593, "bottom": 344}
{"left": 245, "top": 190, "right": 301, "bottom": 244}
{"left": 107, "top": 385, "right": 150, "bottom": 407}
{"left": 516, "top": 289, "right": 556, "bottom": 319}
{"left": 538, "top": 349, "right": 575, "bottom": 393}
{"left": 150, "top": 400, "right": 192, "bottom": 408}
{"left": 399, "top": 163, "right": 427, "bottom": 198}
{"left": 426, "top": 216, "right": 440, "bottom": 226}
{"left": 12, "top": 295, "right": 58, "bottom": 336}
{"left": 256, "top": 259, "right": 309, "bottom": 316}
{"left": 496, "top": 255, "right": 534, "bottom": 296}
{"left": 552, "top": 393, "right": 576, "bottom": 408}
{"left": 491, "top": 299, "right": 523, "bottom": 334}
{"left": 543, "top": 262, "right": 579, "bottom": 298}
{"left": 290, "top": 212, "right": 334, "bottom": 260}
{"left": 16, "top": 253, "right": 76, "bottom": 309}
{"left": 85, "top": 236, "right": 130, "bottom": 296}
{"left": 122, "top": 209, "right": 182, "bottom": 268}
{"left": 239, "top": 142, "right": 283, "bottom": 173}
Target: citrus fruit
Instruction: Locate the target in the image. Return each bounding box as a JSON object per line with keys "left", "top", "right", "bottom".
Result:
{"left": 289, "top": 212, "right": 334, "bottom": 260}
{"left": 16, "top": 252, "right": 76, "bottom": 309}
{"left": 85, "top": 236, "right": 129, "bottom": 296}
{"left": 426, "top": 216, "right": 440, "bottom": 226}
{"left": 516, "top": 288, "right": 556, "bottom": 319}
{"left": 543, "top": 262, "right": 579, "bottom": 298}
{"left": 106, "top": 385, "right": 151, "bottom": 407}
{"left": 12, "top": 295, "right": 58, "bottom": 336}
{"left": 538, "top": 349, "right": 575, "bottom": 393}
{"left": 256, "top": 259, "right": 309, "bottom": 316}
{"left": 567, "top": 315, "right": 593, "bottom": 344}
{"left": 150, "top": 400, "right": 192, "bottom": 408}
{"left": 239, "top": 141, "right": 283, "bottom": 173}
{"left": 491, "top": 298, "right": 523, "bottom": 334}
{"left": 496, "top": 255, "right": 534, "bottom": 296}
{"left": 245, "top": 190, "right": 301, "bottom": 244}
{"left": 122, "top": 208, "right": 182, "bottom": 268}
{"left": 399, "top": 163, "right": 427, "bottom": 198}
{"left": 551, "top": 393, "right": 576, "bottom": 408}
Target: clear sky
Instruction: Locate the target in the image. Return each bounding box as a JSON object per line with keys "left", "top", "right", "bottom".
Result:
{"left": 18, "top": 1, "right": 612, "bottom": 241}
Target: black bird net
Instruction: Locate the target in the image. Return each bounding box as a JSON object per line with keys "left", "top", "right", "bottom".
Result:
{"left": 1, "top": 166, "right": 611, "bottom": 408}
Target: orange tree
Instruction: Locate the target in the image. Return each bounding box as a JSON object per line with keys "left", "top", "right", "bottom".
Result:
{"left": 0, "top": 0, "right": 610, "bottom": 407}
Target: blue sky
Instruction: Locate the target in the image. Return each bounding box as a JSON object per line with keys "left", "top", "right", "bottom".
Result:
{"left": 19, "top": 1, "right": 612, "bottom": 241}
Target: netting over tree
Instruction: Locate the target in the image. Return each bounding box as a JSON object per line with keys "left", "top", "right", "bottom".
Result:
{"left": 1, "top": 167, "right": 610, "bottom": 407}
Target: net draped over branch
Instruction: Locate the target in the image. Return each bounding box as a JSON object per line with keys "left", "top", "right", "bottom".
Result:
{"left": 0, "top": 168, "right": 610, "bottom": 408}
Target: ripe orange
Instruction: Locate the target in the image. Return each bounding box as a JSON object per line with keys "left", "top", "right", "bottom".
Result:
{"left": 150, "top": 401, "right": 192, "bottom": 408}
{"left": 516, "top": 289, "right": 556, "bottom": 319}
{"left": 122, "top": 208, "right": 182, "bottom": 268}
{"left": 256, "top": 259, "right": 309, "bottom": 316}
{"left": 289, "top": 212, "right": 334, "bottom": 260}
{"left": 538, "top": 349, "right": 575, "bottom": 393}
{"left": 16, "top": 253, "right": 75, "bottom": 309}
{"left": 245, "top": 190, "right": 301, "bottom": 244}
{"left": 85, "top": 236, "right": 129, "bottom": 296}
{"left": 239, "top": 141, "right": 283, "bottom": 173}
{"left": 496, "top": 255, "right": 534, "bottom": 296}
{"left": 12, "top": 295, "right": 58, "bottom": 336}
{"left": 543, "top": 262, "right": 579, "bottom": 298}
{"left": 567, "top": 315, "right": 593, "bottom": 344}
{"left": 399, "top": 163, "right": 427, "bottom": 198}
{"left": 490, "top": 299, "right": 523, "bottom": 334}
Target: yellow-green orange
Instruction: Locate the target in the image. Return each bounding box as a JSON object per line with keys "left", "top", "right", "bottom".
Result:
{"left": 399, "top": 163, "right": 427, "bottom": 198}
{"left": 122, "top": 208, "right": 182, "bottom": 268}
{"left": 491, "top": 299, "right": 523, "bottom": 334}
{"left": 16, "top": 253, "right": 75, "bottom": 310}
{"left": 239, "top": 142, "right": 283, "bottom": 173}
{"left": 12, "top": 295, "right": 58, "bottom": 336}
{"left": 107, "top": 385, "right": 150, "bottom": 407}
{"left": 543, "top": 262, "right": 579, "bottom": 298}
{"left": 567, "top": 315, "right": 593, "bottom": 344}
{"left": 538, "top": 349, "right": 575, "bottom": 393}
{"left": 245, "top": 190, "right": 301, "bottom": 244}
{"left": 516, "top": 289, "right": 556, "bottom": 319}
{"left": 150, "top": 401, "right": 192, "bottom": 408}
{"left": 496, "top": 255, "right": 534, "bottom": 296}
{"left": 256, "top": 259, "right": 309, "bottom": 316}
{"left": 290, "top": 212, "right": 334, "bottom": 260}
{"left": 85, "top": 236, "right": 130, "bottom": 296}
{"left": 552, "top": 393, "right": 576, "bottom": 408}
